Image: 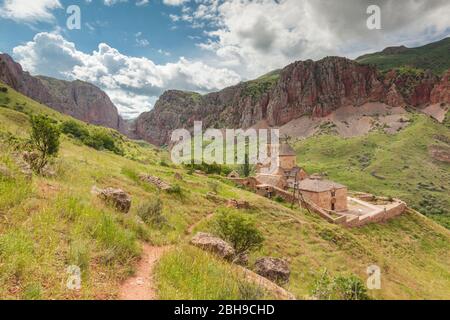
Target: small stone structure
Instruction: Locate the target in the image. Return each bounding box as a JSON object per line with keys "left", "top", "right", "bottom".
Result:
{"left": 227, "top": 170, "right": 240, "bottom": 179}
{"left": 254, "top": 257, "right": 291, "bottom": 284}
{"left": 190, "top": 232, "right": 235, "bottom": 260}
{"left": 297, "top": 177, "right": 348, "bottom": 212}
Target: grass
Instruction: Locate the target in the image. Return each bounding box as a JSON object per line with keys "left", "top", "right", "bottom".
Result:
{"left": 155, "top": 246, "right": 271, "bottom": 300}
{"left": 241, "top": 70, "right": 281, "bottom": 100}
{"left": 356, "top": 37, "right": 450, "bottom": 75}
{"left": 0, "top": 83, "right": 450, "bottom": 300}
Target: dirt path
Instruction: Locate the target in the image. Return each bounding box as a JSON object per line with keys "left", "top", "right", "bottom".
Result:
{"left": 119, "top": 211, "right": 296, "bottom": 300}
{"left": 119, "top": 212, "right": 214, "bottom": 300}
{"left": 118, "top": 244, "right": 171, "bottom": 300}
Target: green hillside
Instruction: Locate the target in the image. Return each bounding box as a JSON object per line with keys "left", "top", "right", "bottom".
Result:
{"left": 294, "top": 114, "right": 450, "bottom": 229}
{"left": 1, "top": 83, "right": 450, "bottom": 300}
{"left": 356, "top": 37, "right": 450, "bottom": 75}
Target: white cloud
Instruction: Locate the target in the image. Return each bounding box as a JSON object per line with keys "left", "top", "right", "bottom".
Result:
{"left": 0, "top": 0, "right": 62, "bottom": 23}
{"left": 179, "top": 0, "right": 450, "bottom": 78}
{"left": 163, "top": 0, "right": 189, "bottom": 6}
{"left": 13, "top": 32, "right": 241, "bottom": 118}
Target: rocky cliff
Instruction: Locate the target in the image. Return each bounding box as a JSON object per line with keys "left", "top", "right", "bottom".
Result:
{"left": 0, "top": 54, "right": 126, "bottom": 133}
{"left": 135, "top": 56, "right": 449, "bottom": 146}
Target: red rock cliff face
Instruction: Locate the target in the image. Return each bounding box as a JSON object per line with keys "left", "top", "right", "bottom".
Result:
{"left": 431, "top": 70, "right": 450, "bottom": 104}
{"left": 135, "top": 56, "right": 449, "bottom": 146}
{"left": 0, "top": 54, "right": 127, "bottom": 133}
{"left": 264, "top": 57, "right": 385, "bottom": 125}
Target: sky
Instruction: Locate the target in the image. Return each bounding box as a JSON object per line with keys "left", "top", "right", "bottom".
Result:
{"left": 0, "top": 0, "right": 449, "bottom": 119}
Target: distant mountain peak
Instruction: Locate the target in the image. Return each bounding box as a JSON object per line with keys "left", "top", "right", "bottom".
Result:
{"left": 0, "top": 54, "right": 128, "bottom": 134}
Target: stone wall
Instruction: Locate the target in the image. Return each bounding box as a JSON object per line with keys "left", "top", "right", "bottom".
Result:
{"left": 340, "top": 201, "right": 407, "bottom": 228}
{"left": 279, "top": 155, "right": 296, "bottom": 170}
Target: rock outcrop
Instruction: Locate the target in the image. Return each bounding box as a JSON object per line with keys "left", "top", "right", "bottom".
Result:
{"left": 97, "top": 187, "right": 132, "bottom": 213}
{"left": 134, "top": 56, "right": 450, "bottom": 146}
{"left": 190, "top": 232, "right": 235, "bottom": 260}
{"left": 431, "top": 70, "right": 450, "bottom": 104}
{"left": 0, "top": 54, "right": 127, "bottom": 133}
{"left": 254, "top": 257, "right": 290, "bottom": 284}
{"left": 429, "top": 146, "right": 450, "bottom": 163}
{"left": 226, "top": 199, "right": 251, "bottom": 210}
{"left": 139, "top": 174, "right": 172, "bottom": 190}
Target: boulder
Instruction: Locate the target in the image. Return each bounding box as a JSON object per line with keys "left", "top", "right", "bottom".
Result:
{"left": 206, "top": 192, "right": 223, "bottom": 203}
{"left": 98, "top": 187, "right": 131, "bottom": 213}
{"left": 226, "top": 199, "right": 251, "bottom": 210}
{"left": 233, "top": 253, "right": 249, "bottom": 266}
{"left": 174, "top": 172, "right": 183, "bottom": 181}
{"left": 139, "top": 174, "right": 172, "bottom": 190}
{"left": 22, "top": 151, "right": 40, "bottom": 168}
{"left": 190, "top": 232, "right": 235, "bottom": 260}
{"left": 254, "top": 257, "right": 290, "bottom": 284}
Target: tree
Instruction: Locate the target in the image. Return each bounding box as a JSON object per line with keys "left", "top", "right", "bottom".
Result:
{"left": 214, "top": 211, "right": 264, "bottom": 255}
{"left": 243, "top": 153, "right": 250, "bottom": 177}
{"left": 29, "top": 115, "right": 60, "bottom": 173}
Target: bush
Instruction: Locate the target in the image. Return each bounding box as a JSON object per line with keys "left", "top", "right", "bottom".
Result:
{"left": 137, "top": 198, "right": 167, "bottom": 228}
{"left": 29, "top": 114, "right": 61, "bottom": 173}
{"left": 61, "top": 120, "right": 123, "bottom": 155}
{"left": 312, "top": 270, "right": 370, "bottom": 300}
{"left": 333, "top": 275, "right": 370, "bottom": 300}
{"left": 166, "top": 184, "right": 183, "bottom": 196}
{"left": 184, "top": 162, "right": 230, "bottom": 176}
{"left": 0, "top": 87, "right": 8, "bottom": 93}
{"left": 214, "top": 211, "right": 264, "bottom": 255}
{"left": 207, "top": 180, "right": 220, "bottom": 194}
{"left": 61, "top": 120, "right": 89, "bottom": 140}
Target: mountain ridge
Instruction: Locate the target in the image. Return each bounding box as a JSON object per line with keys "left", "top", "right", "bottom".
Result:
{"left": 0, "top": 53, "right": 128, "bottom": 134}
{"left": 356, "top": 37, "right": 450, "bottom": 75}
{"left": 134, "top": 55, "right": 449, "bottom": 146}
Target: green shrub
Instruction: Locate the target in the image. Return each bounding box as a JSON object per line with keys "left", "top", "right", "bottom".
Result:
{"left": 207, "top": 180, "right": 220, "bottom": 194}
{"left": 61, "top": 120, "right": 123, "bottom": 155}
{"left": 312, "top": 270, "right": 370, "bottom": 300}
{"left": 333, "top": 275, "right": 370, "bottom": 300}
{"left": 166, "top": 184, "right": 183, "bottom": 196}
{"left": 137, "top": 198, "right": 167, "bottom": 228}
{"left": 29, "top": 114, "right": 61, "bottom": 173}
{"left": 61, "top": 120, "right": 89, "bottom": 140}
{"left": 184, "top": 162, "right": 230, "bottom": 175}
{"left": 214, "top": 210, "right": 264, "bottom": 255}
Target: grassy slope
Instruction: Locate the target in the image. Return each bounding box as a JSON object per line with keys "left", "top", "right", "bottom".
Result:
{"left": 294, "top": 114, "right": 450, "bottom": 229}
{"left": 1, "top": 84, "right": 450, "bottom": 300}
{"left": 356, "top": 37, "right": 450, "bottom": 75}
